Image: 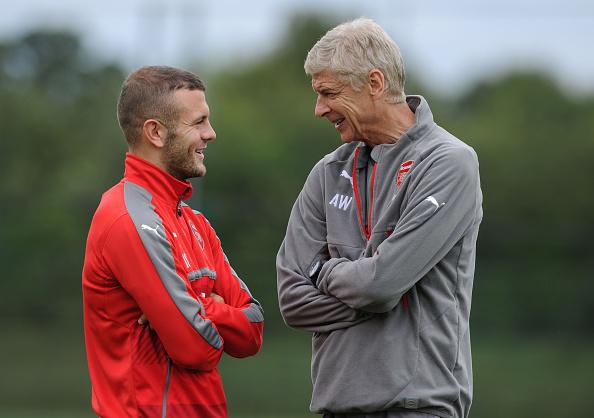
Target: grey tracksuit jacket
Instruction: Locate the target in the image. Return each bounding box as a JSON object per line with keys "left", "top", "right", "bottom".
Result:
{"left": 277, "top": 96, "right": 483, "bottom": 418}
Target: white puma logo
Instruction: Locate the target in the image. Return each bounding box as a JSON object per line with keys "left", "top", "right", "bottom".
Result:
{"left": 340, "top": 170, "right": 353, "bottom": 187}
{"left": 425, "top": 196, "right": 444, "bottom": 212}
{"left": 141, "top": 224, "right": 160, "bottom": 235}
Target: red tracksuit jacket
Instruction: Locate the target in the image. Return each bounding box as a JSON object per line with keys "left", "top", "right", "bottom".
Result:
{"left": 82, "top": 154, "right": 264, "bottom": 418}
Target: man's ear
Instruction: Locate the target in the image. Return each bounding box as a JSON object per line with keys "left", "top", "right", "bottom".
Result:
{"left": 368, "top": 69, "right": 386, "bottom": 98}
{"left": 142, "top": 119, "right": 167, "bottom": 148}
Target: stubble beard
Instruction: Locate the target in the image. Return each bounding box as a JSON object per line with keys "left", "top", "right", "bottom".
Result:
{"left": 163, "top": 131, "right": 205, "bottom": 181}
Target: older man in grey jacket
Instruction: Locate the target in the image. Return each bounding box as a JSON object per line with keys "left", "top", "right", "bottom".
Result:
{"left": 276, "top": 18, "right": 482, "bottom": 418}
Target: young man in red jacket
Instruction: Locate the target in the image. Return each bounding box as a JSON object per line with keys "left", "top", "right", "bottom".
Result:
{"left": 82, "top": 66, "right": 264, "bottom": 418}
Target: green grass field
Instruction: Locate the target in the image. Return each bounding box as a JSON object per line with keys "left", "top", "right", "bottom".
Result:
{"left": 1, "top": 324, "right": 593, "bottom": 417}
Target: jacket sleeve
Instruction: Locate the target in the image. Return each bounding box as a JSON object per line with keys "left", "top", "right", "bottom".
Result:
{"left": 102, "top": 214, "right": 223, "bottom": 371}
{"left": 317, "top": 146, "right": 482, "bottom": 313}
{"left": 200, "top": 218, "right": 264, "bottom": 358}
{"left": 276, "top": 161, "right": 373, "bottom": 333}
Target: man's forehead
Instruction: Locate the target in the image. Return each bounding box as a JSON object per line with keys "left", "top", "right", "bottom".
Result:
{"left": 174, "top": 88, "right": 206, "bottom": 102}
{"left": 312, "top": 70, "right": 344, "bottom": 90}
{"left": 174, "top": 89, "right": 208, "bottom": 113}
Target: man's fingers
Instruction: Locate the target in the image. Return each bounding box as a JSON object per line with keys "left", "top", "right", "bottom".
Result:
{"left": 210, "top": 292, "right": 225, "bottom": 304}
{"left": 138, "top": 314, "right": 153, "bottom": 329}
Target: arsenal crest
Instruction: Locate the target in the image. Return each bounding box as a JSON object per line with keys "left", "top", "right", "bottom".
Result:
{"left": 188, "top": 221, "right": 205, "bottom": 250}
{"left": 396, "top": 160, "right": 414, "bottom": 187}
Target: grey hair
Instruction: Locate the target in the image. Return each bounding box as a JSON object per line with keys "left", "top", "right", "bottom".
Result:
{"left": 304, "top": 17, "right": 406, "bottom": 103}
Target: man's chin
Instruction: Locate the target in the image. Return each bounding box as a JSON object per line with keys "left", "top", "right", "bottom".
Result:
{"left": 193, "top": 165, "right": 206, "bottom": 178}
{"left": 174, "top": 166, "right": 206, "bottom": 180}
{"left": 338, "top": 129, "right": 355, "bottom": 143}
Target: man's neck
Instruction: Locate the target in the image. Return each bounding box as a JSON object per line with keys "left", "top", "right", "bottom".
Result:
{"left": 129, "top": 146, "right": 168, "bottom": 174}
{"left": 363, "top": 101, "right": 416, "bottom": 147}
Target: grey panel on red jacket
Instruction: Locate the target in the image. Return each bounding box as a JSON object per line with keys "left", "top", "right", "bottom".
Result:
{"left": 124, "top": 181, "right": 223, "bottom": 350}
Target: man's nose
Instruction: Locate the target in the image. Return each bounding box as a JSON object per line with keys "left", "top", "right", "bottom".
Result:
{"left": 314, "top": 96, "right": 330, "bottom": 118}
{"left": 204, "top": 122, "right": 216, "bottom": 141}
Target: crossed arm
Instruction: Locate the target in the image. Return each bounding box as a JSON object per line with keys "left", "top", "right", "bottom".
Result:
{"left": 316, "top": 147, "right": 481, "bottom": 313}
{"left": 276, "top": 163, "right": 372, "bottom": 333}
{"left": 104, "top": 212, "right": 263, "bottom": 370}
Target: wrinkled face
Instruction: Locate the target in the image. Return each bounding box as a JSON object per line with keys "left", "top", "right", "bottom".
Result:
{"left": 163, "top": 89, "right": 216, "bottom": 180}
{"left": 312, "top": 69, "right": 374, "bottom": 143}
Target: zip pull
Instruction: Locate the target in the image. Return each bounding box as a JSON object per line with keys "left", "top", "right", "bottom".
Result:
{"left": 177, "top": 186, "right": 190, "bottom": 217}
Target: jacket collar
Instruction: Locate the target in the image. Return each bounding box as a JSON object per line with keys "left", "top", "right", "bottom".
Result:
{"left": 123, "top": 153, "right": 193, "bottom": 205}
{"left": 402, "top": 95, "right": 435, "bottom": 141}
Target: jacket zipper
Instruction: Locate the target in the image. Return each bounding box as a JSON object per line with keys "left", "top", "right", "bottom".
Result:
{"left": 161, "top": 356, "right": 172, "bottom": 418}
{"left": 352, "top": 148, "right": 409, "bottom": 310}
{"left": 352, "top": 147, "right": 378, "bottom": 241}
{"left": 176, "top": 186, "right": 191, "bottom": 217}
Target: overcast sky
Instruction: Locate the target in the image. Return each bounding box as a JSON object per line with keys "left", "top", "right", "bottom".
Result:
{"left": 2, "top": 0, "right": 594, "bottom": 96}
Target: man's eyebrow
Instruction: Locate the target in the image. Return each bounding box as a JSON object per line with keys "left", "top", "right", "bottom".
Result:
{"left": 313, "top": 84, "right": 330, "bottom": 92}
{"left": 317, "top": 86, "right": 340, "bottom": 95}
{"left": 191, "top": 114, "right": 208, "bottom": 124}
{"left": 180, "top": 114, "right": 206, "bottom": 126}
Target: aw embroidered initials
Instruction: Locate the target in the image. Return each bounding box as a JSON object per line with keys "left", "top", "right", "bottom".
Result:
{"left": 397, "top": 160, "right": 414, "bottom": 187}
{"left": 329, "top": 194, "right": 353, "bottom": 211}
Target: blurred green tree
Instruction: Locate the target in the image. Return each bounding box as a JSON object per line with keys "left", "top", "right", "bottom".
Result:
{"left": 0, "top": 31, "right": 125, "bottom": 324}
{"left": 449, "top": 73, "right": 594, "bottom": 338}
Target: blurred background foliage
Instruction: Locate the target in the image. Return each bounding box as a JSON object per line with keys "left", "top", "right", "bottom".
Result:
{"left": 1, "top": 14, "right": 593, "bottom": 418}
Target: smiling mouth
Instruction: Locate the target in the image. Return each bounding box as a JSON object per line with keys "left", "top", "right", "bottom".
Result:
{"left": 334, "top": 118, "right": 345, "bottom": 128}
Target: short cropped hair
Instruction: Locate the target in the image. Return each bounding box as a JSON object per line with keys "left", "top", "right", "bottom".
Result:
{"left": 117, "top": 66, "right": 205, "bottom": 146}
{"left": 304, "top": 18, "right": 406, "bottom": 103}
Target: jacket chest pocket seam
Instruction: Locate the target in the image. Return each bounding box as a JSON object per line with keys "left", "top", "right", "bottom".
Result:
{"left": 187, "top": 267, "right": 216, "bottom": 298}
{"left": 188, "top": 267, "right": 217, "bottom": 282}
